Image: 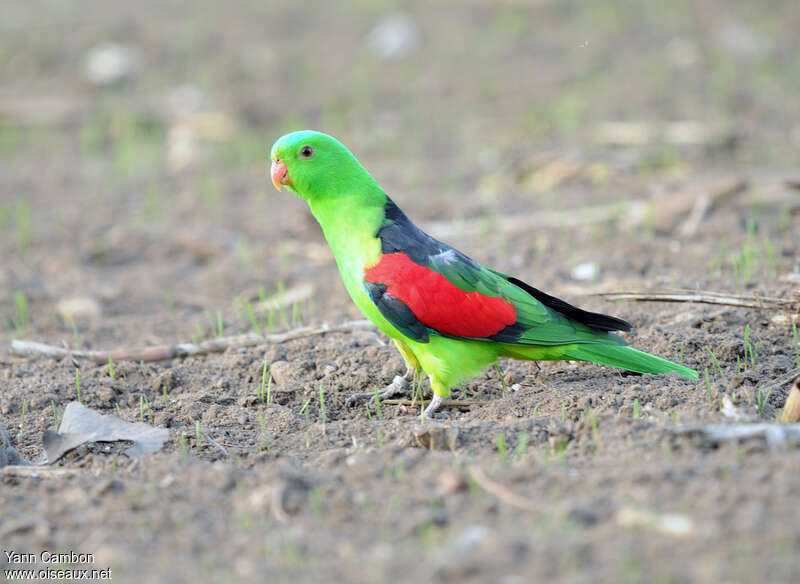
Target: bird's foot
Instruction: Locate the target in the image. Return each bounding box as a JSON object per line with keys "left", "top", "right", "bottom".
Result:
{"left": 421, "top": 395, "right": 450, "bottom": 421}
{"left": 346, "top": 371, "right": 413, "bottom": 406}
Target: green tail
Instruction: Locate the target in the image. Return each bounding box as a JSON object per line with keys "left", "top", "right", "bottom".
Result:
{"left": 561, "top": 344, "right": 698, "bottom": 380}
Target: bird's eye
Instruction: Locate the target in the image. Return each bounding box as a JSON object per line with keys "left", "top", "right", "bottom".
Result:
{"left": 300, "top": 146, "right": 313, "bottom": 158}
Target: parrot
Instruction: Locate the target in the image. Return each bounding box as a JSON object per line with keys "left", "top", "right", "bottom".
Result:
{"left": 269, "top": 130, "right": 698, "bottom": 419}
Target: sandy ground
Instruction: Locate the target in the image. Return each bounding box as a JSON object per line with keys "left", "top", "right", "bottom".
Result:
{"left": 2, "top": 1, "right": 800, "bottom": 582}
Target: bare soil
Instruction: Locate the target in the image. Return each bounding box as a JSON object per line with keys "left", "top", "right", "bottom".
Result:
{"left": 2, "top": 1, "right": 799, "bottom": 582}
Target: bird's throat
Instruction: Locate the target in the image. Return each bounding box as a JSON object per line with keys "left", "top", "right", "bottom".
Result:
{"left": 309, "top": 193, "right": 386, "bottom": 286}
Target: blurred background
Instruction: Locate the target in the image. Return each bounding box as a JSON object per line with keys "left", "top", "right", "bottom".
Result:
{"left": 1, "top": 0, "right": 797, "bottom": 343}
{"left": 3, "top": 4, "right": 800, "bottom": 582}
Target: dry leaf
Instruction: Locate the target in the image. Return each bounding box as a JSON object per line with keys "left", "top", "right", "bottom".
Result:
{"left": 43, "top": 402, "right": 169, "bottom": 463}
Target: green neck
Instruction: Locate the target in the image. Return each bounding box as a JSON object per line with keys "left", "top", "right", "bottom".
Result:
{"left": 307, "top": 182, "right": 387, "bottom": 277}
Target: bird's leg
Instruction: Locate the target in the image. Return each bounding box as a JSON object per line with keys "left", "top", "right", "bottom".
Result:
{"left": 422, "top": 376, "right": 451, "bottom": 420}
{"left": 345, "top": 367, "right": 415, "bottom": 405}
{"left": 422, "top": 395, "right": 446, "bottom": 420}
{"left": 346, "top": 340, "right": 419, "bottom": 406}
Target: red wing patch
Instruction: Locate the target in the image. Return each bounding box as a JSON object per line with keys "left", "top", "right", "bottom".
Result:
{"left": 364, "top": 252, "right": 517, "bottom": 338}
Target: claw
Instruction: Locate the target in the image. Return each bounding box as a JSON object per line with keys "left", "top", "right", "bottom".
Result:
{"left": 422, "top": 395, "right": 449, "bottom": 420}
{"left": 346, "top": 374, "right": 411, "bottom": 406}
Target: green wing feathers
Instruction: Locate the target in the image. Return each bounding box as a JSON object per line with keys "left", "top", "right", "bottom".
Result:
{"left": 404, "top": 257, "right": 700, "bottom": 379}
{"left": 561, "top": 344, "right": 699, "bottom": 379}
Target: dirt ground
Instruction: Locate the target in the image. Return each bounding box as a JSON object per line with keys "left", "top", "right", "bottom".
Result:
{"left": 2, "top": 1, "right": 800, "bottom": 582}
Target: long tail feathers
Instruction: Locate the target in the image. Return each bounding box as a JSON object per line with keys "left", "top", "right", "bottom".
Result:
{"left": 562, "top": 344, "right": 698, "bottom": 380}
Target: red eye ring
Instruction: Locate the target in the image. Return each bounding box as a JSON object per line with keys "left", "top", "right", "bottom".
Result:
{"left": 300, "top": 146, "right": 313, "bottom": 158}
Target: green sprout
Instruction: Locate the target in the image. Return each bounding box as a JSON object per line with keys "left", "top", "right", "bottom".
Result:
{"left": 319, "top": 386, "right": 327, "bottom": 435}
{"left": 495, "top": 432, "right": 508, "bottom": 463}
{"left": 495, "top": 362, "right": 508, "bottom": 397}
{"left": 13, "top": 290, "right": 29, "bottom": 332}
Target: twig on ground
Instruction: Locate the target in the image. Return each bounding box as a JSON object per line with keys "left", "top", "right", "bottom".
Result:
{"left": 426, "top": 201, "right": 646, "bottom": 239}
{"left": 382, "top": 399, "right": 489, "bottom": 407}
{"left": 468, "top": 466, "right": 545, "bottom": 513}
{"left": 668, "top": 176, "right": 747, "bottom": 235}
{"left": 755, "top": 368, "right": 800, "bottom": 397}
{"left": 672, "top": 423, "right": 800, "bottom": 449}
{"left": 597, "top": 290, "right": 797, "bottom": 312}
{"left": 10, "top": 320, "right": 375, "bottom": 364}
{"left": 203, "top": 432, "right": 229, "bottom": 458}
{"left": 253, "top": 284, "right": 314, "bottom": 312}
{"left": 426, "top": 176, "right": 745, "bottom": 239}
{"left": 592, "top": 120, "right": 731, "bottom": 147}
{"left": 1, "top": 466, "right": 81, "bottom": 479}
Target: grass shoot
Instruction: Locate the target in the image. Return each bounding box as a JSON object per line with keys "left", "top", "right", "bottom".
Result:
{"left": 179, "top": 432, "right": 188, "bottom": 457}
{"left": 756, "top": 389, "right": 771, "bottom": 416}
{"left": 495, "top": 432, "right": 508, "bottom": 463}
{"left": 495, "top": 362, "right": 508, "bottom": 397}
{"left": 704, "top": 367, "right": 713, "bottom": 404}
{"left": 706, "top": 347, "right": 728, "bottom": 386}
{"left": 51, "top": 400, "right": 61, "bottom": 427}
{"left": 513, "top": 431, "right": 528, "bottom": 460}
{"left": 300, "top": 398, "right": 312, "bottom": 448}
{"left": 259, "top": 361, "right": 272, "bottom": 405}
{"left": 13, "top": 290, "right": 29, "bottom": 332}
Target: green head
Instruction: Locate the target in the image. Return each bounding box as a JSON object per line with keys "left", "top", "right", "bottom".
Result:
{"left": 269, "top": 130, "right": 378, "bottom": 202}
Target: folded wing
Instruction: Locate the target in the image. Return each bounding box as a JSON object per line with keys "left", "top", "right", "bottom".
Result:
{"left": 364, "top": 199, "right": 631, "bottom": 347}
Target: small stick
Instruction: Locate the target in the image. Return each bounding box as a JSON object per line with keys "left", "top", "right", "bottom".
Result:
{"left": 426, "top": 176, "right": 745, "bottom": 239}
{"left": 253, "top": 284, "right": 314, "bottom": 312}
{"left": 426, "top": 201, "right": 645, "bottom": 239}
{"left": 203, "top": 432, "right": 230, "bottom": 458}
{"left": 755, "top": 368, "right": 800, "bottom": 397}
{"left": 469, "top": 466, "right": 545, "bottom": 513}
{"left": 673, "top": 423, "right": 800, "bottom": 448}
{"left": 597, "top": 290, "right": 797, "bottom": 311}
{"left": 10, "top": 320, "right": 374, "bottom": 364}
{"left": 382, "top": 399, "right": 489, "bottom": 407}
{"left": 2, "top": 466, "right": 81, "bottom": 479}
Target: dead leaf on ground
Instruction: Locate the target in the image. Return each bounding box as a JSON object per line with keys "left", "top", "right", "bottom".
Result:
{"left": 43, "top": 402, "right": 169, "bottom": 463}
{"left": 0, "top": 420, "right": 24, "bottom": 467}
{"left": 412, "top": 424, "right": 459, "bottom": 451}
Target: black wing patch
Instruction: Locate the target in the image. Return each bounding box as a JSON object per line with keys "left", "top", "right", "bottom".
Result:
{"left": 377, "top": 197, "right": 631, "bottom": 336}
{"left": 507, "top": 277, "right": 632, "bottom": 332}
{"left": 378, "top": 199, "right": 452, "bottom": 264}
{"left": 377, "top": 198, "right": 488, "bottom": 294}
{"left": 365, "top": 282, "right": 430, "bottom": 343}
{"left": 487, "top": 322, "right": 528, "bottom": 343}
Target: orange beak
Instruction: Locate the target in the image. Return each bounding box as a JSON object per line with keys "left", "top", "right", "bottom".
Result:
{"left": 271, "top": 158, "right": 291, "bottom": 191}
